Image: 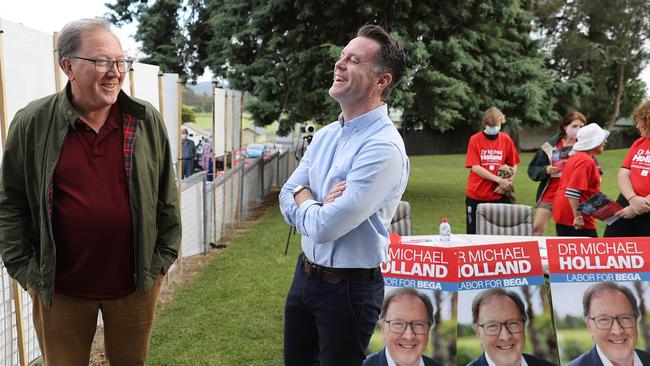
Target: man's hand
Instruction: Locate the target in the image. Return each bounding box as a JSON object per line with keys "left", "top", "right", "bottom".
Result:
{"left": 294, "top": 187, "right": 314, "bottom": 207}
{"left": 324, "top": 181, "right": 346, "bottom": 205}
{"left": 546, "top": 165, "right": 560, "bottom": 175}
{"left": 495, "top": 177, "right": 513, "bottom": 194}
{"left": 616, "top": 196, "right": 650, "bottom": 219}
{"left": 573, "top": 215, "right": 584, "bottom": 230}
{"left": 615, "top": 206, "right": 639, "bottom": 220}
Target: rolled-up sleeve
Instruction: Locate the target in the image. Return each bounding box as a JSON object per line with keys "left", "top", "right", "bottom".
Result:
{"left": 279, "top": 144, "right": 313, "bottom": 226}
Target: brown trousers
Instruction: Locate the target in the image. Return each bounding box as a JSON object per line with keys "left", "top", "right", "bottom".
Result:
{"left": 30, "top": 277, "right": 163, "bottom": 366}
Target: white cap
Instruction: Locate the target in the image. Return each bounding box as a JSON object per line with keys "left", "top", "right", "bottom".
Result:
{"left": 572, "top": 123, "right": 609, "bottom": 151}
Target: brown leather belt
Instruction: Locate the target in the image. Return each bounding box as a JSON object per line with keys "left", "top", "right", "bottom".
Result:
{"left": 302, "top": 256, "right": 380, "bottom": 285}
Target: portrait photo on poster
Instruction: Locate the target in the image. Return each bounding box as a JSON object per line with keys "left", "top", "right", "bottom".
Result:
{"left": 366, "top": 286, "right": 454, "bottom": 366}
{"left": 456, "top": 285, "right": 560, "bottom": 366}
{"left": 551, "top": 281, "right": 650, "bottom": 366}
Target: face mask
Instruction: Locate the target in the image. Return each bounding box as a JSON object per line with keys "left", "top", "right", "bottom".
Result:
{"left": 484, "top": 124, "right": 501, "bottom": 135}
{"left": 565, "top": 126, "right": 580, "bottom": 139}
{"left": 182, "top": 134, "right": 189, "bottom": 140}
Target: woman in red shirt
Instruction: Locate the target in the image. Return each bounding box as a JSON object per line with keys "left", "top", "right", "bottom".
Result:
{"left": 605, "top": 100, "right": 650, "bottom": 237}
{"left": 465, "top": 107, "right": 520, "bottom": 234}
{"left": 552, "top": 123, "right": 609, "bottom": 237}
{"left": 528, "top": 112, "right": 586, "bottom": 235}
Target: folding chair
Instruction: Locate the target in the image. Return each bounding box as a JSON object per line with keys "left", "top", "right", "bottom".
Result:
{"left": 476, "top": 203, "right": 533, "bottom": 236}
{"left": 389, "top": 201, "right": 412, "bottom": 236}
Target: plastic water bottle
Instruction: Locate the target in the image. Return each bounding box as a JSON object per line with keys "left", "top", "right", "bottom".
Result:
{"left": 439, "top": 218, "right": 451, "bottom": 242}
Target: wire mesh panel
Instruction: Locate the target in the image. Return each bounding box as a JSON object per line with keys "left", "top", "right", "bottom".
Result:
{"left": 0, "top": 268, "right": 15, "bottom": 365}
{"left": 180, "top": 174, "right": 206, "bottom": 257}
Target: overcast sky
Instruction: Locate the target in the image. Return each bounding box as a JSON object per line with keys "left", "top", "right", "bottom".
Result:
{"left": 2, "top": 0, "right": 650, "bottom": 92}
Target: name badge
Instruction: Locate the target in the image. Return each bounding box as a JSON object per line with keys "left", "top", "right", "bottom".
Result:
{"left": 642, "top": 170, "right": 649, "bottom": 177}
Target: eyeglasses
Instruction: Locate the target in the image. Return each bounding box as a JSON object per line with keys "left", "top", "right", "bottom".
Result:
{"left": 384, "top": 320, "right": 430, "bottom": 335}
{"left": 478, "top": 319, "right": 525, "bottom": 336}
{"left": 588, "top": 315, "right": 636, "bottom": 330}
{"left": 71, "top": 56, "right": 133, "bottom": 73}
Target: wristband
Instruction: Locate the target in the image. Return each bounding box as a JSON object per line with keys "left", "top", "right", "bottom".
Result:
{"left": 627, "top": 194, "right": 638, "bottom": 201}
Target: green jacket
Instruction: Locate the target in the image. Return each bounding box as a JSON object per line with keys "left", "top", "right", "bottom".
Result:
{"left": 0, "top": 84, "right": 181, "bottom": 308}
{"left": 527, "top": 133, "right": 562, "bottom": 203}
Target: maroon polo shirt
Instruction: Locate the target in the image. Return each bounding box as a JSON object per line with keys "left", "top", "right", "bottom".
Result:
{"left": 52, "top": 104, "right": 135, "bottom": 299}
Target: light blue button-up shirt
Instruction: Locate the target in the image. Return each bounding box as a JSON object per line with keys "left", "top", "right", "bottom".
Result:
{"left": 279, "top": 104, "right": 409, "bottom": 268}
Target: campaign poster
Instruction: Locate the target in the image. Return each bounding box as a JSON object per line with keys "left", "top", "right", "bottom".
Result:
{"left": 456, "top": 242, "right": 559, "bottom": 366}
{"left": 367, "top": 237, "right": 457, "bottom": 365}
{"left": 547, "top": 237, "right": 650, "bottom": 365}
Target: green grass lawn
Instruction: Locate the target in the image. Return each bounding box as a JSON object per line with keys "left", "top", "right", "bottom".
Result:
{"left": 193, "top": 112, "right": 279, "bottom": 135}
{"left": 147, "top": 148, "right": 629, "bottom": 365}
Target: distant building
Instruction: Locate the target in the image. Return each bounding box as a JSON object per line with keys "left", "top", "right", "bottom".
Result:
{"left": 242, "top": 126, "right": 268, "bottom": 145}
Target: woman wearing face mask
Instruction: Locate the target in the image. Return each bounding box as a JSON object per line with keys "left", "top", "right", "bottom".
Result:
{"left": 465, "top": 107, "right": 521, "bottom": 234}
{"left": 604, "top": 100, "right": 650, "bottom": 237}
{"left": 527, "top": 112, "right": 586, "bottom": 235}
{"left": 552, "top": 123, "right": 609, "bottom": 237}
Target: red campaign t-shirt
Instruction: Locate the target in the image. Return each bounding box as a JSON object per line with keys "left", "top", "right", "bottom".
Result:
{"left": 540, "top": 139, "right": 565, "bottom": 203}
{"left": 622, "top": 137, "right": 650, "bottom": 198}
{"left": 552, "top": 152, "right": 601, "bottom": 229}
{"left": 465, "top": 132, "right": 520, "bottom": 201}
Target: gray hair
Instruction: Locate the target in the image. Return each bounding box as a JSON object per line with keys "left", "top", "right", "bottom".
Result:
{"left": 57, "top": 18, "right": 114, "bottom": 67}
{"left": 582, "top": 282, "right": 640, "bottom": 318}
{"left": 380, "top": 287, "right": 435, "bottom": 327}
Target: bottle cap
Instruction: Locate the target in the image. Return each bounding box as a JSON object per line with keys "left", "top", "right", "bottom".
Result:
{"left": 441, "top": 218, "right": 448, "bottom": 222}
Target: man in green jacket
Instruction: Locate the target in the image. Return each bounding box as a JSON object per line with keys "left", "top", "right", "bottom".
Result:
{"left": 0, "top": 19, "right": 181, "bottom": 365}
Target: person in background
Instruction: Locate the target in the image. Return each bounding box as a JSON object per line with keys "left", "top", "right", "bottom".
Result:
{"left": 605, "top": 100, "right": 650, "bottom": 237}
{"left": 469, "top": 288, "right": 556, "bottom": 366}
{"left": 552, "top": 123, "right": 609, "bottom": 237}
{"left": 528, "top": 112, "right": 586, "bottom": 235}
{"left": 364, "top": 287, "right": 444, "bottom": 366}
{"left": 181, "top": 127, "right": 196, "bottom": 178}
{"left": 567, "top": 282, "right": 650, "bottom": 366}
{"left": 0, "top": 19, "right": 181, "bottom": 365}
{"left": 279, "top": 24, "right": 409, "bottom": 365}
{"left": 200, "top": 136, "right": 214, "bottom": 181}
{"left": 465, "top": 107, "right": 521, "bottom": 234}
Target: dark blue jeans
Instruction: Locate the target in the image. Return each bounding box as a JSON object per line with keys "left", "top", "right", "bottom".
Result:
{"left": 284, "top": 254, "right": 384, "bottom": 366}
{"left": 181, "top": 159, "right": 193, "bottom": 178}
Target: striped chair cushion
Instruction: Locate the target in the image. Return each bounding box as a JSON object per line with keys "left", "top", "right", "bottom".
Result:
{"left": 389, "top": 201, "right": 412, "bottom": 236}
{"left": 476, "top": 203, "right": 533, "bottom": 236}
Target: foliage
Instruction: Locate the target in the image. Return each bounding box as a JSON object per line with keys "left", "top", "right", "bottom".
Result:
{"left": 181, "top": 105, "right": 196, "bottom": 122}
{"left": 106, "top": 0, "right": 210, "bottom": 78}
{"left": 401, "top": 1, "right": 562, "bottom": 132}
{"left": 554, "top": 314, "right": 585, "bottom": 329}
{"left": 533, "top": 0, "right": 650, "bottom": 126}
{"left": 182, "top": 86, "right": 212, "bottom": 112}
{"left": 107, "top": 0, "right": 575, "bottom": 135}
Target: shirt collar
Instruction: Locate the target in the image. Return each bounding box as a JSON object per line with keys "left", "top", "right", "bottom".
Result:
{"left": 596, "top": 344, "right": 643, "bottom": 366}
{"left": 385, "top": 347, "right": 425, "bottom": 366}
{"left": 485, "top": 351, "right": 528, "bottom": 366}
{"left": 337, "top": 104, "right": 388, "bottom": 129}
